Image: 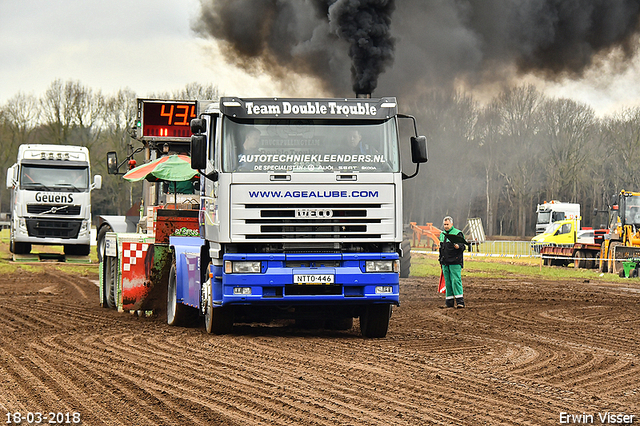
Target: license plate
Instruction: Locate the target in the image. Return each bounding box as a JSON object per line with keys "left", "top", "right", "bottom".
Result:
{"left": 293, "top": 274, "right": 335, "bottom": 285}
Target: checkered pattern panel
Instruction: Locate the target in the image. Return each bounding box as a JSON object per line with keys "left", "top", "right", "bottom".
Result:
{"left": 122, "top": 242, "right": 149, "bottom": 272}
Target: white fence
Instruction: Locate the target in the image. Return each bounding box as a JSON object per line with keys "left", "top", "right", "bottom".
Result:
{"left": 414, "top": 240, "right": 537, "bottom": 258}
{"left": 471, "top": 240, "right": 536, "bottom": 257}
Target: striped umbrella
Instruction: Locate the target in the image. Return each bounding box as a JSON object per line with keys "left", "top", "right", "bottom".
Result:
{"left": 123, "top": 154, "right": 197, "bottom": 182}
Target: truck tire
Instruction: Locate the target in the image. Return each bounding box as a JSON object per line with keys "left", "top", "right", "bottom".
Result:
{"left": 103, "top": 255, "right": 117, "bottom": 309}
{"left": 211, "top": 306, "right": 234, "bottom": 335}
{"left": 12, "top": 241, "right": 31, "bottom": 255}
{"left": 203, "top": 273, "right": 234, "bottom": 335}
{"left": 575, "top": 250, "right": 586, "bottom": 269}
{"left": 64, "top": 244, "right": 90, "bottom": 256}
{"left": 167, "top": 262, "right": 198, "bottom": 326}
{"left": 96, "top": 224, "right": 113, "bottom": 263}
{"left": 598, "top": 243, "right": 608, "bottom": 272}
{"left": 584, "top": 252, "right": 596, "bottom": 269}
{"left": 360, "top": 304, "right": 391, "bottom": 338}
{"left": 608, "top": 242, "right": 622, "bottom": 274}
{"left": 400, "top": 240, "right": 411, "bottom": 278}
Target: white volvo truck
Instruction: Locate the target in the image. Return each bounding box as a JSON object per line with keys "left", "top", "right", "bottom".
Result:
{"left": 6, "top": 144, "right": 101, "bottom": 258}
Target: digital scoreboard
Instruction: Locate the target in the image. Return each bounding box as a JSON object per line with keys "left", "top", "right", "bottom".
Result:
{"left": 137, "top": 99, "right": 197, "bottom": 140}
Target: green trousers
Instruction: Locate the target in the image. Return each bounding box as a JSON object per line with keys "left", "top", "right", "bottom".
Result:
{"left": 442, "top": 264, "right": 463, "bottom": 300}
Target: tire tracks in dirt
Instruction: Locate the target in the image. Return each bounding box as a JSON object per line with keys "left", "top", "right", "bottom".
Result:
{"left": 1, "top": 269, "right": 639, "bottom": 425}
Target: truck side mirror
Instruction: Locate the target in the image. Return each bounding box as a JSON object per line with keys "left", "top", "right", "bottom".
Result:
{"left": 6, "top": 165, "right": 16, "bottom": 189}
{"left": 191, "top": 135, "right": 207, "bottom": 170}
{"left": 190, "top": 118, "right": 206, "bottom": 134}
{"left": 93, "top": 175, "right": 102, "bottom": 190}
{"left": 410, "top": 136, "right": 428, "bottom": 164}
{"left": 107, "top": 152, "right": 118, "bottom": 175}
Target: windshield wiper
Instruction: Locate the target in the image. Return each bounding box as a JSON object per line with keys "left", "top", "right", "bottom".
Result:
{"left": 55, "top": 183, "right": 82, "bottom": 192}
{"left": 24, "top": 183, "right": 54, "bottom": 191}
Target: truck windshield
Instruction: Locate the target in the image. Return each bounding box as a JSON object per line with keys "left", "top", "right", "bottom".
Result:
{"left": 21, "top": 165, "right": 89, "bottom": 191}
{"left": 544, "top": 222, "right": 562, "bottom": 234}
{"left": 625, "top": 195, "right": 640, "bottom": 225}
{"left": 221, "top": 117, "right": 400, "bottom": 173}
{"left": 537, "top": 211, "right": 551, "bottom": 224}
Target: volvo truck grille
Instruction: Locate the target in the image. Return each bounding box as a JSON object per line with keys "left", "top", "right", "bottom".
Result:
{"left": 25, "top": 218, "right": 82, "bottom": 239}
{"left": 27, "top": 204, "right": 81, "bottom": 215}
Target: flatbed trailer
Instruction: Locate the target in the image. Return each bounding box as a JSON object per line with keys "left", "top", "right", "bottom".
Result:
{"left": 540, "top": 243, "right": 601, "bottom": 268}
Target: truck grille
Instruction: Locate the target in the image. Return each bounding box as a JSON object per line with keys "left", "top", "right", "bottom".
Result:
{"left": 25, "top": 218, "right": 82, "bottom": 239}
{"left": 236, "top": 203, "right": 390, "bottom": 241}
{"left": 27, "top": 204, "right": 81, "bottom": 215}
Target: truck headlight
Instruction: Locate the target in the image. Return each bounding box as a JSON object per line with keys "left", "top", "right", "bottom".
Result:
{"left": 365, "top": 260, "right": 399, "bottom": 273}
{"left": 225, "top": 260, "right": 261, "bottom": 274}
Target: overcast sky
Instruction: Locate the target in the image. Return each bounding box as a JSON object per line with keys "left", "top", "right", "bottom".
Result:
{"left": 0, "top": 0, "right": 292, "bottom": 105}
{"left": 3, "top": 0, "right": 640, "bottom": 116}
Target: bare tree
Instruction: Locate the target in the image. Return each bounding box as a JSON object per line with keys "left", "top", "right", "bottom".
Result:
{"left": 474, "top": 103, "right": 502, "bottom": 236}
{"left": 486, "top": 85, "right": 545, "bottom": 236}
{"left": 39, "top": 79, "right": 105, "bottom": 148}
{"left": 601, "top": 107, "right": 640, "bottom": 191}
{"left": 403, "top": 89, "right": 478, "bottom": 228}
{"left": 149, "top": 82, "right": 221, "bottom": 101}
{"left": 94, "top": 89, "right": 140, "bottom": 215}
{"left": 539, "top": 98, "right": 596, "bottom": 203}
{"left": 0, "top": 93, "right": 41, "bottom": 211}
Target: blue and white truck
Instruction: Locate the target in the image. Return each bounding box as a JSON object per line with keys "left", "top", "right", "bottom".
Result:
{"left": 100, "top": 97, "right": 427, "bottom": 338}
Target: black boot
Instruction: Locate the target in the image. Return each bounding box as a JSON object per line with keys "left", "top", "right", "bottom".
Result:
{"left": 455, "top": 297, "right": 465, "bottom": 308}
{"left": 445, "top": 299, "right": 455, "bottom": 308}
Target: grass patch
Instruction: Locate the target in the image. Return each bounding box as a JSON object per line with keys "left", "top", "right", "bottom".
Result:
{"left": 0, "top": 228, "right": 98, "bottom": 276}
{"left": 411, "top": 252, "right": 625, "bottom": 283}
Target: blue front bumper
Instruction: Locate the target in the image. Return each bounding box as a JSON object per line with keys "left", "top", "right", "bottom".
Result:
{"left": 216, "top": 252, "right": 400, "bottom": 306}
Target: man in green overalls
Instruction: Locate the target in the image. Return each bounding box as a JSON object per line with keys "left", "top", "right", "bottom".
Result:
{"left": 439, "top": 216, "right": 466, "bottom": 308}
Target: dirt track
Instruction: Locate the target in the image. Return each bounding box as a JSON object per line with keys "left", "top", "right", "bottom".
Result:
{"left": 1, "top": 258, "right": 639, "bottom": 425}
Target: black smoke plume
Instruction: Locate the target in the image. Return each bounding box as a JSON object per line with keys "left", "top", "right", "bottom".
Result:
{"left": 193, "top": 0, "right": 640, "bottom": 98}
{"left": 327, "top": 0, "right": 395, "bottom": 95}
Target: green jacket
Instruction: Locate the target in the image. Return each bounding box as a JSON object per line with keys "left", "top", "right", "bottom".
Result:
{"left": 439, "top": 226, "right": 465, "bottom": 266}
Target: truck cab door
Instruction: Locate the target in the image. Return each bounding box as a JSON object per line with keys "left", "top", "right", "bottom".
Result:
{"left": 553, "top": 222, "right": 575, "bottom": 245}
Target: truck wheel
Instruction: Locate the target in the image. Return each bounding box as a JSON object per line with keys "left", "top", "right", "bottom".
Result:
{"left": 584, "top": 252, "right": 595, "bottom": 269}
{"left": 96, "top": 224, "right": 113, "bottom": 263}
{"left": 64, "top": 244, "right": 90, "bottom": 256}
{"left": 598, "top": 243, "right": 608, "bottom": 272}
{"left": 575, "top": 250, "right": 586, "bottom": 269}
{"left": 608, "top": 242, "right": 622, "bottom": 274}
{"left": 104, "top": 255, "right": 117, "bottom": 309}
{"left": 203, "top": 276, "right": 234, "bottom": 334}
{"left": 12, "top": 241, "right": 31, "bottom": 255}
{"left": 400, "top": 240, "right": 411, "bottom": 278}
{"left": 360, "top": 304, "right": 391, "bottom": 338}
{"left": 211, "top": 306, "right": 234, "bottom": 335}
{"left": 167, "top": 262, "right": 197, "bottom": 326}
